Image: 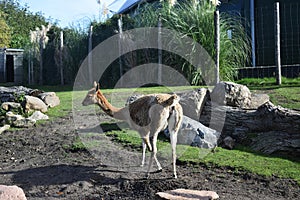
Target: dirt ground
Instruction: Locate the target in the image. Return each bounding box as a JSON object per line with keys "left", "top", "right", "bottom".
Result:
{"left": 0, "top": 113, "right": 299, "bottom": 200}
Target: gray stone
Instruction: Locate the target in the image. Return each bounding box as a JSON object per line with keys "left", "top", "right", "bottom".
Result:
{"left": 0, "top": 185, "right": 27, "bottom": 200}
{"left": 5, "top": 112, "right": 36, "bottom": 128}
{"left": 125, "top": 94, "right": 143, "bottom": 106}
{"left": 24, "top": 95, "right": 48, "bottom": 113}
{"left": 223, "top": 136, "right": 235, "bottom": 150}
{"left": 211, "top": 81, "right": 251, "bottom": 108}
{"left": 250, "top": 93, "right": 270, "bottom": 109}
{"left": 38, "top": 92, "right": 60, "bottom": 108}
{"left": 157, "top": 189, "right": 219, "bottom": 200}
{"left": 0, "top": 125, "right": 10, "bottom": 134}
{"left": 179, "top": 88, "right": 208, "bottom": 121}
{"left": 28, "top": 111, "right": 49, "bottom": 121}
{"left": 174, "top": 116, "right": 220, "bottom": 149}
{"left": 0, "top": 86, "right": 42, "bottom": 102}
{"left": 1, "top": 102, "right": 21, "bottom": 111}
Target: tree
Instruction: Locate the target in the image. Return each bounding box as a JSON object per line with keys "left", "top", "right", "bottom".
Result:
{"left": 0, "top": 0, "right": 49, "bottom": 48}
{"left": 0, "top": 11, "right": 11, "bottom": 47}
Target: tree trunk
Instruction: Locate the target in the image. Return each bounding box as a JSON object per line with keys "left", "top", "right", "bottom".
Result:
{"left": 200, "top": 101, "right": 300, "bottom": 156}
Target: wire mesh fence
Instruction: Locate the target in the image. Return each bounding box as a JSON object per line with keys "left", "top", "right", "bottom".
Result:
{"left": 254, "top": 2, "right": 300, "bottom": 66}
{"left": 238, "top": 65, "right": 300, "bottom": 79}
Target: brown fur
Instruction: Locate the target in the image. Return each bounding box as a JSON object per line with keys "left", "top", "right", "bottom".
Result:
{"left": 82, "top": 82, "right": 183, "bottom": 178}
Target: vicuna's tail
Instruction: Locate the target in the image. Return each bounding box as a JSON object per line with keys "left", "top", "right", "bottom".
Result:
{"left": 162, "top": 94, "right": 180, "bottom": 107}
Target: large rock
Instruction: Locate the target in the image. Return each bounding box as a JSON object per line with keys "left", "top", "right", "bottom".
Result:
{"left": 5, "top": 111, "right": 36, "bottom": 128}
{"left": 179, "top": 88, "right": 208, "bottom": 121}
{"left": 24, "top": 95, "right": 48, "bottom": 113}
{"left": 1, "top": 102, "right": 22, "bottom": 111}
{"left": 249, "top": 93, "right": 270, "bottom": 109}
{"left": 38, "top": 92, "right": 60, "bottom": 108}
{"left": 0, "top": 86, "right": 42, "bottom": 102}
{"left": 211, "top": 81, "right": 251, "bottom": 108}
{"left": 28, "top": 111, "right": 49, "bottom": 121}
{"left": 167, "top": 116, "right": 220, "bottom": 149}
{"left": 0, "top": 185, "right": 27, "bottom": 200}
{"left": 157, "top": 189, "right": 219, "bottom": 200}
{"left": 0, "top": 125, "right": 10, "bottom": 134}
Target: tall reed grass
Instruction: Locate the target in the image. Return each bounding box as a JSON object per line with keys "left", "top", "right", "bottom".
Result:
{"left": 133, "top": 0, "right": 250, "bottom": 84}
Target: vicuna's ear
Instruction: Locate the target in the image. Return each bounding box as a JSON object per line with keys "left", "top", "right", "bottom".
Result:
{"left": 93, "top": 81, "right": 97, "bottom": 88}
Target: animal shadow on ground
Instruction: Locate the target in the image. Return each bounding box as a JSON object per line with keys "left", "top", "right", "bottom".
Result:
{"left": 1, "top": 164, "right": 117, "bottom": 190}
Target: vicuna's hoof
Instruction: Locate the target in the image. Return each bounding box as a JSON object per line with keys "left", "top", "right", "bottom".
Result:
{"left": 156, "top": 168, "right": 163, "bottom": 173}
{"left": 173, "top": 174, "right": 177, "bottom": 179}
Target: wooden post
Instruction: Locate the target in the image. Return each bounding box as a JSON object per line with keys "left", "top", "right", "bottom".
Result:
{"left": 158, "top": 15, "right": 162, "bottom": 85}
{"left": 39, "top": 39, "right": 43, "bottom": 85}
{"left": 214, "top": 10, "right": 220, "bottom": 84}
{"left": 28, "top": 50, "right": 31, "bottom": 84}
{"left": 274, "top": 2, "right": 281, "bottom": 85}
{"left": 88, "top": 25, "right": 93, "bottom": 84}
{"left": 118, "top": 16, "right": 123, "bottom": 87}
{"left": 60, "top": 31, "right": 64, "bottom": 85}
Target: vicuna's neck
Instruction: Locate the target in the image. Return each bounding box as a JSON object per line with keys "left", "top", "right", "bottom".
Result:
{"left": 96, "top": 90, "right": 127, "bottom": 120}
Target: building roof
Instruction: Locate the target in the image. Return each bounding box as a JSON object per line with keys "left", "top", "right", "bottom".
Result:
{"left": 0, "top": 48, "right": 24, "bottom": 53}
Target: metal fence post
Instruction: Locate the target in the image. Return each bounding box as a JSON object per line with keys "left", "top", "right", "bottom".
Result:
{"left": 275, "top": 2, "right": 282, "bottom": 85}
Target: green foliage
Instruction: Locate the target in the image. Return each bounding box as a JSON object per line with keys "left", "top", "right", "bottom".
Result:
{"left": 133, "top": 0, "right": 250, "bottom": 84}
{"left": 0, "top": 0, "right": 49, "bottom": 48}
{"left": 0, "top": 11, "right": 11, "bottom": 47}
{"left": 63, "top": 136, "right": 87, "bottom": 152}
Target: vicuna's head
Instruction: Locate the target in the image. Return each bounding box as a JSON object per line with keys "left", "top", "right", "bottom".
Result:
{"left": 82, "top": 81, "right": 98, "bottom": 106}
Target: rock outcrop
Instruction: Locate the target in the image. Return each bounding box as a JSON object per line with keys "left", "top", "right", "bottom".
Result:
{"left": 157, "top": 189, "right": 219, "bottom": 200}
{"left": 0, "top": 185, "right": 27, "bottom": 200}
{"left": 0, "top": 86, "right": 59, "bottom": 128}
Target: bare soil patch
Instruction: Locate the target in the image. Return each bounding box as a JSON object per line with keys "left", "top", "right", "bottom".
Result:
{"left": 0, "top": 113, "right": 299, "bottom": 200}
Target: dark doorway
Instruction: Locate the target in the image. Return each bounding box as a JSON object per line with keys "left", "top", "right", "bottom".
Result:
{"left": 6, "top": 55, "right": 14, "bottom": 82}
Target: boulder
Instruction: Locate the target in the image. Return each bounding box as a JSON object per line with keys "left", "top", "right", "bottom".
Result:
{"left": 0, "top": 185, "right": 27, "bottom": 200}
{"left": 157, "top": 189, "right": 219, "bottom": 200}
{"left": 1, "top": 102, "right": 22, "bottom": 111}
{"left": 5, "top": 112, "right": 36, "bottom": 128}
{"left": 211, "top": 81, "right": 251, "bottom": 108}
{"left": 222, "top": 136, "right": 235, "bottom": 150}
{"left": 125, "top": 94, "right": 143, "bottom": 106}
{"left": 0, "top": 125, "right": 10, "bottom": 134}
{"left": 24, "top": 95, "right": 48, "bottom": 113}
{"left": 179, "top": 88, "right": 208, "bottom": 121}
{"left": 38, "top": 92, "right": 60, "bottom": 108}
{"left": 28, "top": 111, "right": 49, "bottom": 121}
{"left": 0, "top": 86, "right": 42, "bottom": 102}
{"left": 249, "top": 93, "right": 270, "bottom": 109}
{"left": 169, "top": 116, "right": 220, "bottom": 149}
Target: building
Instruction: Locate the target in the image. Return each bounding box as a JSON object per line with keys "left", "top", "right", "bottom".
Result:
{"left": 0, "top": 48, "right": 24, "bottom": 84}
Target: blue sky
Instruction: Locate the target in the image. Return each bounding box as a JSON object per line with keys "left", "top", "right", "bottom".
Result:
{"left": 19, "top": 0, "right": 101, "bottom": 28}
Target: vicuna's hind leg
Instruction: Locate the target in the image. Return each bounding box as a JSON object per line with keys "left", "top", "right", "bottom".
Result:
{"left": 146, "top": 133, "right": 162, "bottom": 178}
{"left": 141, "top": 140, "right": 146, "bottom": 167}
{"left": 168, "top": 105, "right": 183, "bottom": 179}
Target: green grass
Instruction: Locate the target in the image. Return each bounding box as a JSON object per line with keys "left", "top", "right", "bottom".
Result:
{"left": 28, "top": 83, "right": 300, "bottom": 184}
{"left": 269, "top": 87, "right": 300, "bottom": 110}
{"left": 236, "top": 77, "right": 300, "bottom": 110}
{"left": 104, "top": 128, "right": 300, "bottom": 184}
{"left": 236, "top": 77, "right": 300, "bottom": 88}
